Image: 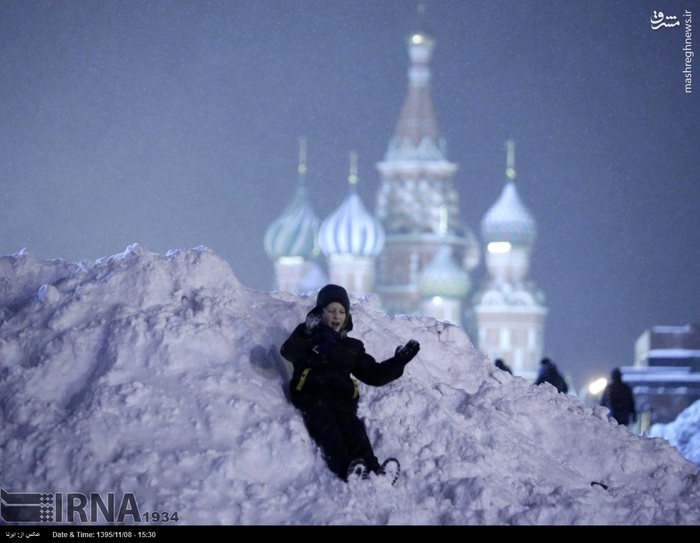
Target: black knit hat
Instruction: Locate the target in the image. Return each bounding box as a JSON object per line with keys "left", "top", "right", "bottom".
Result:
{"left": 315, "top": 284, "right": 350, "bottom": 313}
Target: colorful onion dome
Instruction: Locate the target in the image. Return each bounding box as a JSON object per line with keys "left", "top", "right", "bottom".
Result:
{"left": 318, "top": 152, "right": 385, "bottom": 258}
{"left": 418, "top": 244, "right": 470, "bottom": 298}
{"left": 264, "top": 138, "right": 320, "bottom": 260}
{"left": 481, "top": 182, "right": 536, "bottom": 247}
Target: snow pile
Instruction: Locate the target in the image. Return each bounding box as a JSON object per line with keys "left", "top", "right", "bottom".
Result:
{"left": 649, "top": 400, "right": 700, "bottom": 468}
{"left": 1, "top": 244, "right": 699, "bottom": 525}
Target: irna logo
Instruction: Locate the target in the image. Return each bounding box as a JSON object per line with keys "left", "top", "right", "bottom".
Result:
{"left": 1, "top": 488, "right": 142, "bottom": 524}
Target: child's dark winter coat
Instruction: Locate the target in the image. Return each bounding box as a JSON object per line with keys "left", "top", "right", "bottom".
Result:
{"left": 280, "top": 284, "right": 419, "bottom": 481}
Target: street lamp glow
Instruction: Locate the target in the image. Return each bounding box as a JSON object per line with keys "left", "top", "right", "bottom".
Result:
{"left": 588, "top": 378, "right": 607, "bottom": 396}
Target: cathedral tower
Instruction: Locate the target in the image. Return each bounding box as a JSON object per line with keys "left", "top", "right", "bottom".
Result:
{"left": 374, "top": 22, "right": 479, "bottom": 321}
{"left": 319, "top": 152, "right": 385, "bottom": 297}
{"left": 472, "top": 140, "right": 547, "bottom": 378}
{"left": 264, "top": 138, "right": 325, "bottom": 294}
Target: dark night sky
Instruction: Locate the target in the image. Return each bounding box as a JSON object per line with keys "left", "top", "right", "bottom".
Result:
{"left": 1, "top": 0, "right": 698, "bottom": 390}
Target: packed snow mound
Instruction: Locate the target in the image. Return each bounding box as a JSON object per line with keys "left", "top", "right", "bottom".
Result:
{"left": 1, "top": 245, "right": 699, "bottom": 525}
{"left": 649, "top": 400, "right": 700, "bottom": 467}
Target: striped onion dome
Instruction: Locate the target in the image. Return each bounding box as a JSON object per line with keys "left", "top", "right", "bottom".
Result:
{"left": 318, "top": 152, "right": 385, "bottom": 258}
{"left": 264, "top": 183, "right": 320, "bottom": 260}
{"left": 418, "top": 244, "right": 470, "bottom": 298}
{"left": 264, "top": 138, "right": 320, "bottom": 261}
{"left": 481, "top": 181, "right": 536, "bottom": 247}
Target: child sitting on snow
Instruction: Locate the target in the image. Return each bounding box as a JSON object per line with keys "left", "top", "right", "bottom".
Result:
{"left": 281, "top": 284, "right": 420, "bottom": 484}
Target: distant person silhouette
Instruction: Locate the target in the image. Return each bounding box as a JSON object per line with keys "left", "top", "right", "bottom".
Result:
{"left": 600, "top": 368, "right": 637, "bottom": 426}
{"left": 534, "top": 358, "right": 568, "bottom": 394}
{"left": 494, "top": 358, "right": 512, "bottom": 374}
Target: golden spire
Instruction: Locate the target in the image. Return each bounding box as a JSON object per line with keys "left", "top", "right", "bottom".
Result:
{"left": 348, "top": 151, "right": 358, "bottom": 187}
{"left": 506, "top": 139, "right": 516, "bottom": 180}
{"left": 410, "top": 2, "right": 434, "bottom": 46}
{"left": 298, "top": 136, "right": 307, "bottom": 184}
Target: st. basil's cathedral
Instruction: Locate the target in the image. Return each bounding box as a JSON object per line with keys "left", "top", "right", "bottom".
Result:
{"left": 263, "top": 25, "right": 547, "bottom": 382}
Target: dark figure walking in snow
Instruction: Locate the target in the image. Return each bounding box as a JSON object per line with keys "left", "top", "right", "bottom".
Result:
{"left": 535, "top": 357, "right": 568, "bottom": 394}
{"left": 281, "top": 284, "right": 420, "bottom": 483}
{"left": 600, "top": 368, "right": 637, "bottom": 427}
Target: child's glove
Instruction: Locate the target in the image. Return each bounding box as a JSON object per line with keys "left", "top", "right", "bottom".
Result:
{"left": 395, "top": 339, "right": 420, "bottom": 365}
{"left": 305, "top": 312, "right": 322, "bottom": 332}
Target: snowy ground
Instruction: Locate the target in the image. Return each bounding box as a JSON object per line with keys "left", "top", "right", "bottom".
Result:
{"left": 1, "top": 244, "right": 698, "bottom": 526}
